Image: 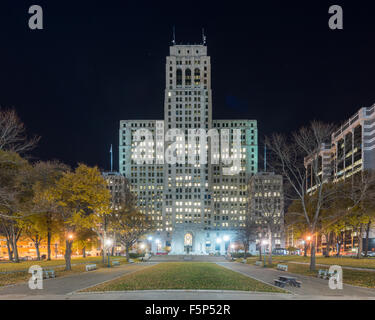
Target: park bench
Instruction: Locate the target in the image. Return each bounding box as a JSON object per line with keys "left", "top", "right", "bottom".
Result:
{"left": 317, "top": 269, "right": 336, "bottom": 280}
{"left": 85, "top": 264, "right": 97, "bottom": 271}
{"left": 112, "top": 260, "right": 120, "bottom": 266}
{"left": 42, "top": 269, "right": 55, "bottom": 279}
{"left": 275, "top": 276, "right": 302, "bottom": 288}
{"left": 274, "top": 279, "right": 287, "bottom": 288}
{"left": 255, "top": 260, "right": 262, "bottom": 266}
{"left": 276, "top": 264, "right": 288, "bottom": 272}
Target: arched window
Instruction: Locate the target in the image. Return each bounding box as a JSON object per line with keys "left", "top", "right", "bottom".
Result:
{"left": 194, "top": 68, "right": 200, "bottom": 85}
{"left": 185, "top": 68, "right": 191, "bottom": 86}
{"left": 176, "top": 69, "right": 182, "bottom": 86}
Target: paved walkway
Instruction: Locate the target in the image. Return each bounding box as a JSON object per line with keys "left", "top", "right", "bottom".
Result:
{"left": 286, "top": 261, "right": 375, "bottom": 272}
{"left": 218, "top": 262, "right": 375, "bottom": 298}
{"left": 149, "top": 255, "right": 227, "bottom": 262}
{"left": 0, "top": 262, "right": 155, "bottom": 298}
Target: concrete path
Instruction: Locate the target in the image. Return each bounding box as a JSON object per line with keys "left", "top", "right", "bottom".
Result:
{"left": 218, "top": 262, "right": 375, "bottom": 298}
{"left": 149, "top": 255, "right": 227, "bottom": 262}
{"left": 286, "top": 261, "right": 375, "bottom": 272}
{"left": 0, "top": 262, "right": 155, "bottom": 298}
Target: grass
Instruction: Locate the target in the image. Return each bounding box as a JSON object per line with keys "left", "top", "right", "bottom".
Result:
{"left": 243, "top": 256, "right": 375, "bottom": 288}
{"left": 244, "top": 255, "right": 375, "bottom": 269}
{"left": 0, "top": 256, "right": 130, "bottom": 287}
{"left": 0, "top": 256, "right": 129, "bottom": 272}
{"left": 0, "top": 264, "right": 88, "bottom": 287}
{"left": 83, "top": 262, "right": 287, "bottom": 293}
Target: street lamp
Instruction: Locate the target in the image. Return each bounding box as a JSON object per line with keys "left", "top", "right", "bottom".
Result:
{"left": 105, "top": 238, "right": 113, "bottom": 267}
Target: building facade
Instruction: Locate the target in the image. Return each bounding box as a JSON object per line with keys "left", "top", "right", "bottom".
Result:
{"left": 248, "top": 172, "right": 284, "bottom": 253}
{"left": 304, "top": 104, "right": 375, "bottom": 252}
{"left": 119, "top": 43, "right": 258, "bottom": 254}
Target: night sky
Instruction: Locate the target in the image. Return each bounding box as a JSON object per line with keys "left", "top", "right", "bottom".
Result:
{"left": 1, "top": 1, "right": 375, "bottom": 170}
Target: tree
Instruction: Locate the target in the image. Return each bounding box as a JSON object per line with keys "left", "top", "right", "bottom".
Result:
{"left": 251, "top": 175, "right": 284, "bottom": 264}
{"left": 237, "top": 213, "right": 259, "bottom": 259}
{"left": 19, "top": 214, "right": 46, "bottom": 260}
{"left": 74, "top": 228, "right": 98, "bottom": 258}
{"left": 0, "top": 108, "right": 39, "bottom": 154}
{"left": 0, "top": 150, "right": 32, "bottom": 262}
{"left": 109, "top": 197, "right": 154, "bottom": 262}
{"left": 50, "top": 164, "right": 111, "bottom": 270}
{"left": 266, "top": 121, "right": 340, "bottom": 270}
{"left": 31, "top": 161, "right": 69, "bottom": 260}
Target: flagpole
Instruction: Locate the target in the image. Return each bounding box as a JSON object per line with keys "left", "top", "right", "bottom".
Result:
{"left": 110, "top": 144, "right": 113, "bottom": 172}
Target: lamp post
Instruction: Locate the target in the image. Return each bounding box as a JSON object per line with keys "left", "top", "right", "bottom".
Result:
{"left": 105, "top": 239, "right": 113, "bottom": 267}
{"left": 147, "top": 236, "right": 152, "bottom": 254}
{"left": 306, "top": 236, "right": 312, "bottom": 256}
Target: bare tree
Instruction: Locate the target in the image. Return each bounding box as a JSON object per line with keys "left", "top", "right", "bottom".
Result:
{"left": 237, "top": 213, "right": 259, "bottom": 259}
{"left": 266, "top": 121, "right": 338, "bottom": 270}
{"left": 0, "top": 108, "right": 39, "bottom": 154}
{"left": 251, "top": 174, "right": 284, "bottom": 265}
{"left": 109, "top": 196, "right": 155, "bottom": 262}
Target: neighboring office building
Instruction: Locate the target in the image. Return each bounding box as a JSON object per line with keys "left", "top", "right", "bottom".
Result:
{"left": 119, "top": 41, "right": 258, "bottom": 255}
{"left": 304, "top": 104, "right": 375, "bottom": 252}
{"left": 247, "top": 172, "right": 284, "bottom": 254}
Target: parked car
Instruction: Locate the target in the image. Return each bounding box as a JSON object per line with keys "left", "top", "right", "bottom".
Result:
{"left": 272, "top": 248, "right": 289, "bottom": 256}
{"left": 362, "top": 251, "right": 375, "bottom": 257}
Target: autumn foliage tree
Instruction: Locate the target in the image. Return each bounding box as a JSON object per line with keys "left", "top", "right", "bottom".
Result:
{"left": 50, "top": 164, "right": 111, "bottom": 270}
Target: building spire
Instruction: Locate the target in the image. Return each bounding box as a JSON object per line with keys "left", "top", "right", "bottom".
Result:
{"left": 202, "top": 28, "right": 206, "bottom": 45}
{"left": 172, "top": 26, "right": 176, "bottom": 45}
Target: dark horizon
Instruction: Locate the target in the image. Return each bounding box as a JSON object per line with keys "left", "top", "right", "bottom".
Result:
{"left": 1, "top": 1, "right": 375, "bottom": 170}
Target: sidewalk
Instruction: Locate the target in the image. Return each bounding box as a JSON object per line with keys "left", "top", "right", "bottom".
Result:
{"left": 218, "top": 262, "right": 375, "bottom": 298}
{"left": 286, "top": 261, "right": 375, "bottom": 272}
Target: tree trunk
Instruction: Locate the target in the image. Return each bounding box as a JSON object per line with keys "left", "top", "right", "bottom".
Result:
{"left": 47, "top": 230, "right": 52, "bottom": 261}
{"left": 82, "top": 246, "right": 86, "bottom": 258}
{"left": 310, "top": 237, "right": 316, "bottom": 271}
{"left": 357, "top": 224, "right": 363, "bottom": 259}
{"left": 304, "top": 242, "right": 308, "bottom": 257}
{"left": 35, "top": 240, "right": 41, "bottom": 261}
{"left": 258, "top": 243, "right": 262, "bottom": 261}
{"left": 324, "top": 233, "right": 331, "bottom": 257}
{"left": 243, "top": 240, "right": 248, "bottom": 259}
{"left": 364, "top": 221, "right": 371, "bottom": 257}
{"left": 11, "top": 227, "right": 19, "bottom": 263}
{"left": 125, "top": 245, "right": 130, "bottom": 262}
{"left": 6, "top": 239, "right": 13, "bottom": 261}
{"left": 268, "top": 228, "right": 273, "bottom": 265}
{"left": 64, "top": 239, "right": 73, "bottom": 271}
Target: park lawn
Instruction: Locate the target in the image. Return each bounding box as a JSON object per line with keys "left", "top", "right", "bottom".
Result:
{"left": 0, "top": 256, "right": 129, "bottom": 272}
{"left": 0, "top": 264, "right": 88, "bottom": 287}
{"left": 83, "top": 262, "right": 287, "bottom": 293}
{"left": 243, "top": 255, "right": 375, "bottom": 269}
{"left": 270, "top": 262, "right": 375, "bottom": 288}
{"left": 0, "top": 257, "right": 130, "bottom": 287}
